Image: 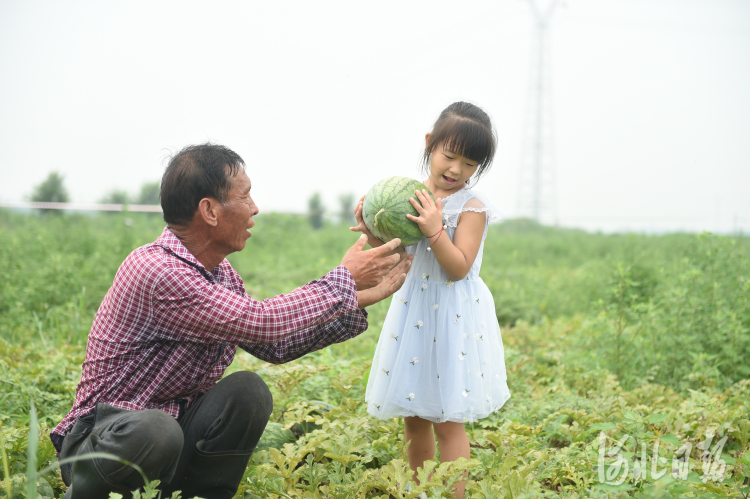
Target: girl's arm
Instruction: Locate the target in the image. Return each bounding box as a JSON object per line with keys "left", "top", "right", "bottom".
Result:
{"left": 407, "top": 190, "right": 485, "bottom": 281}
{"left": 349, "top": 194, "right": 385, "bottom": 248}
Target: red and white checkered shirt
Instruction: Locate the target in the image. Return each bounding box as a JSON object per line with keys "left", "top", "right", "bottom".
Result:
{"left": 51, "top": 227, "right": 368, "bottom": 452}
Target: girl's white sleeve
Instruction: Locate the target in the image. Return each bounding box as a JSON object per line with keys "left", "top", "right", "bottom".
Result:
{"left": 441, "top": 189, "right": 502, "bottom": 228}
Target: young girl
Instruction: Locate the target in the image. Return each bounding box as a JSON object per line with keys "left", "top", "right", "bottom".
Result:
{"left": 352, "top": 102, "right": 511, "bottom": 498}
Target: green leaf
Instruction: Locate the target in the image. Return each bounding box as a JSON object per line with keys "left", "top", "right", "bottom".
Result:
{"left": 499, "top": 456, "right": 518, "bottom": 474}
{"left": 590, "top": 422, "right": 617, "bottom": 431}
{"left": 665, "top": 482, "right": 694, "bottom": 494}
{"left": 0, "top": 423, "right": 12, "bottom": 499}
{"left": 647, "top": 413, "right": 668, "bottom": 424}
{"left": 685, "top": 471, "right": 703, "bottom": 484}
{"left": 594, "top": 482, "right": 635, "bottom": 491}
{"left": 658, "top": 433, "right": 682, "bottom": 447}
{"left": 26, "top": 400, "right": 38, "bottom": 499}
{"left": 39, "top": 452, "right": 152, "bottom": 491}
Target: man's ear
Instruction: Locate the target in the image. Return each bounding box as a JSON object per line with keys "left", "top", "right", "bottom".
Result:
{"left": 197, "top": 198, "right": 221, "bottom": 227}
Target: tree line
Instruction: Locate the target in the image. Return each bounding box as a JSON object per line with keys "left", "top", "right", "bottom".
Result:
{"left": 28, "top": 172, "right": 355, "bottom": 228}
{"left": 29, "top": 172, "right": 160, "bottom": 208}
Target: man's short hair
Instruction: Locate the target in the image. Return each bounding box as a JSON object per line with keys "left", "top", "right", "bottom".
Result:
{"left": 160, "top": 143, "right": 245, "bottom": 226}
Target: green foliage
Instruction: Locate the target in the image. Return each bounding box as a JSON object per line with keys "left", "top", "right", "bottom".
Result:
{"left": 257, "top": 423, "right": 297, "bottom": 452}
{"left": 338, "top": 193, "right": 355, "bottom": 225}
{"left": 575, "top": 234, "right": 750, "bottom": 391}
{"left": 29, "top": 174, "right": 69, "bottom": 205}
{"left": 25, "top": 402, "right": 37, "bottom": 499}
{"left": 28, "top": 173, "right": 69, "bottom": 215}
{"left": 1, "top": 210, "right": 749, "bottom": 497}
{"left": 308, "top": 193, "right": 325, "bottom": 230}
{"left": 136, "top": 182, "right": 160, "bottom": 206}
{"left": 95, "top": 181, "right": 161, "bottom": 210}
{"left": 98, "top": 190, "right": 130, "bottom": 205}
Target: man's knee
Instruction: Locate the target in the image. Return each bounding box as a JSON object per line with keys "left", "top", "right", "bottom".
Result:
{"left": 221, "top": 371, "right": 273, "bottom": 420}
{"left": 130, "top": 409, "right": 184, "bottom": 466}
{"left": 67, "top": 409, "right": 183, "bottom": 496}
{"left": 94, "top": 409, "right": 182, "bottom": 477}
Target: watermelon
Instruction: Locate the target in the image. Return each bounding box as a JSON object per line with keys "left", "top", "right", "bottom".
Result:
{"left": 256, "top": 422, "right": 296, "bottom": 452}
{"left": 363, "top": 177, "right": 435, "bottom": 247}
{"left": 292, "top": 400, "right": 334, "bottom": 436}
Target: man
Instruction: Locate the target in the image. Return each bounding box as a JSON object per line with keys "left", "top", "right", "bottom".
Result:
{"left": 52, "top": 143, "right": 411, "bottom": 499}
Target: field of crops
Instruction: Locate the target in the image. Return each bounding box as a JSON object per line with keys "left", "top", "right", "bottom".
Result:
{"left": 1, "top": 209, "right": 749, "bottom": 498}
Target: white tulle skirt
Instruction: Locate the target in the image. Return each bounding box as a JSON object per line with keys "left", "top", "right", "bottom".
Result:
{"left": 365, "top": 275, "right": 511, "bottom": 423}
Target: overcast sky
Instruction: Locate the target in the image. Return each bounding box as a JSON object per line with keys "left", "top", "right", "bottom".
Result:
{"left": 1, "top": 0, "right": 748, "bottom": 233}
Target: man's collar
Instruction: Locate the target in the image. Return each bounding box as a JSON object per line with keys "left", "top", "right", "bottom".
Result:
{"left": 155, "top": 226, "right": 207, "bottom": 271}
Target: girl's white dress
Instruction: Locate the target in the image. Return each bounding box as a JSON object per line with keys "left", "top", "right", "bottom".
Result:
{"left": 365, "top": 187, "right": 511, "bottom": 423}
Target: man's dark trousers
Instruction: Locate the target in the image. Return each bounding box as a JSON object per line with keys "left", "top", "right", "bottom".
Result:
{"left": 59, "top": 371, "right": 273, "bottom": 499}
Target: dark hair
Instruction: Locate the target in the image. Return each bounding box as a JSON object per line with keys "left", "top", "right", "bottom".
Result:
{"left": 421, "top": 102, "right": 496, "bottom": 187}
{"left": 160, "top": 143, "right": 245, "bottom": 225}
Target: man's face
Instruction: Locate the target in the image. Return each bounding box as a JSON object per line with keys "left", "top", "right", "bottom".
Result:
{"left": 215, "top": 168, "right": 259, "bottom": 254}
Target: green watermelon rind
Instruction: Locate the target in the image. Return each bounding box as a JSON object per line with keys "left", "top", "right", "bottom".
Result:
{"left": 362, "top": 177, "right": 435, "bottom": 247}
{"left": 256, "top": 422, "right": 296, "bottom": 452}
{"left": 292, "top": 400, "right": 334, "bottom": 436}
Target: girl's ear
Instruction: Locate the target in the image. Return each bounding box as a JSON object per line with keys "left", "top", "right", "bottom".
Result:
{"left": 425, "top": 133, "right": 431, "bottom": 149}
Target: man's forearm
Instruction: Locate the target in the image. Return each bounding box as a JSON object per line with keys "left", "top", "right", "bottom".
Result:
{"left": 240, "top": 310, "right": 368, "bottom": 364}
{"left": 154, "top": 266, "right": 360, "bottom": 346}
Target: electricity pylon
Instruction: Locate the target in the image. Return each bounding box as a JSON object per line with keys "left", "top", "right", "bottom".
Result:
{"left": 517, "top": 0, "right": 560, "bottom": 224}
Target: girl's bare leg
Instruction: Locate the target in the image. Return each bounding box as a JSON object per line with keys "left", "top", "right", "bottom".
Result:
{"left": 404, "top": 416, "right": 436, "bottom": 483}
{"left": 433, "top": 421, "right": 470, "bottom": 499}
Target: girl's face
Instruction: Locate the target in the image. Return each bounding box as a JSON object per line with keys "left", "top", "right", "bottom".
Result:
{"left": 425, "top": 134, "right": 478, "bottom": 193}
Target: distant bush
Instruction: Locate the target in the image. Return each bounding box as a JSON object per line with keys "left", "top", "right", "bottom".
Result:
{"left": 29, "top": 172, "right": 69, "bottom": 215}
{"left": 338, "top": 193, "right": 355, "bottom": 225}
{"left": 98, "top": 189, "right": 130, "bottom": 205}
{"left": 137, "top": 181, "right": 160, "bottom": 205}
{"left": 308, "top": 192, "right": 325, "bottom": 230}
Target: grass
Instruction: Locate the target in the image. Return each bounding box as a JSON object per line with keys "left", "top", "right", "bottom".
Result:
{"left": 0, "top": 209, "right": 749, "bottom": 498}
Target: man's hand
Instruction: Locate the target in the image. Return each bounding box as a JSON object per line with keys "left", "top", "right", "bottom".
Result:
{"left": 357, "top": 253, "right": 413, "bottom": 308}
{"left": 342, "top": 235, "right": 404, "bottom": 290}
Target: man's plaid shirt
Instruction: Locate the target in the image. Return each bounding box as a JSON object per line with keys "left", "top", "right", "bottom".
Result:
{"left": 51, "top": 227, "right": 368, "bottom": 452}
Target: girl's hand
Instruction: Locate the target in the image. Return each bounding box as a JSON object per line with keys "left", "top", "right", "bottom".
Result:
{"left": 349, "top": 195, "right": 384, "bottom": 247}
{"left": 406, "top": 189, "right": 443, "bottom": 238}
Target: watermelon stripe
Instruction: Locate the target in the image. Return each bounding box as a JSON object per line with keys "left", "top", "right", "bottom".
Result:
{"left": 363, "top": 176, "right": 435, "bottom": 247}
